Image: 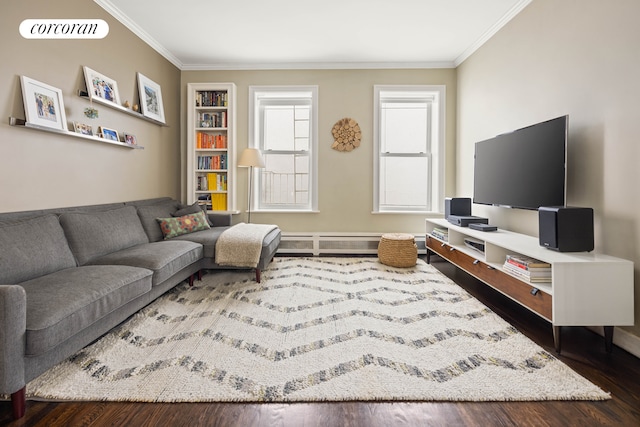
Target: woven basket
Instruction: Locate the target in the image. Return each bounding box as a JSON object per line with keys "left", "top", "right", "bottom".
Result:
{"left": 378, "top": 233, "right": 418, "bottom": 268}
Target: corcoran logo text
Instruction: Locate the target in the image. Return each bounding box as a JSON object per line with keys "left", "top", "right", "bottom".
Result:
{"left": 20, "top": 19, "right": 109, "bottom": 39}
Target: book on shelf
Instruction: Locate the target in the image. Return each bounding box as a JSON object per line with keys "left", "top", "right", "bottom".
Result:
{"left": 502, "top": 260, "right": 551, "bottom": 283}
{"left": 197, "top": 112, "right": 227, "bottom": 128}
{"left": 505, "top": 254, "right": 551, "bottom": 269}
{"left": 502, "top": 262, "right": 552, "bottom": 283}
{"left": 210, "top": 193, "right": 227, "bottom": 211}
{"left": 195, "top": 91, "right": 228, "bottom": 107}
{"left": 197, "top": 193, "right": 227, "bottom": 211}
{"left": 197, "top": 154, "right": 227, "bottom": 170}
{"left": 197, "top": 195, "right": 212, "bottom": 211}
{"left": 196, "top": 175, "right": 207, "bottom": 191}
{"left": 206, "top": 173, "right": 227, "bottom": 191}
{"left": 503, "top": 262, "right": 551, "bottom": 277}
{"left": 431, "top": 227, "right": 449, "bottom": 241}
{"left": 197, "top": 174, "right": 226, "bottom": 191}
{"left": 196, "top": 133, "right": 227, "bottom": 149}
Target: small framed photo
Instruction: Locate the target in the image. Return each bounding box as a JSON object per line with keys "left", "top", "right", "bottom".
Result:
{"left": 123, "top": 132, "right": 137, "bottom": 145}
{"left": 20, "top": 76, "right": 68, "bottom": 131}
{"left": 83, "top": 66, "right": 121, "bottom": 106}
{"left": 99, "top": 126, "right": 119, "bottom": 141}
{"left": 137, "top": 72, "right": 165, "bottom": 123}
{"left": 73, "top": 122, "right": 93, "bottom": 136}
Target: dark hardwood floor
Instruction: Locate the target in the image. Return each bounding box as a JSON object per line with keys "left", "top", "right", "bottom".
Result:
{"left": 2, "top": 256, "right": 639, "bottom": 426}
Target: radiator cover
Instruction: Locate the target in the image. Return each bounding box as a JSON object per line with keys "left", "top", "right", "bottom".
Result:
{"left": 277, "top": 232, "right": 426, "bottom": 256}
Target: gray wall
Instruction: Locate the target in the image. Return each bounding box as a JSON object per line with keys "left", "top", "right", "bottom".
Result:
{"left": 457, "top": 0, "right": 640, "bottom": 341}
{"left": 0, "top": 0, "right": 181, "bottom": 212}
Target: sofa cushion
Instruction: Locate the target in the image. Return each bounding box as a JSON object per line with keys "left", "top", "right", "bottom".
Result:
{"left": 89, "top": 241, "right": 203, "bottom": 286}
{"left": 136, "top": 200, "right": 182, "bottom": 242}
{"left": 20, "top": 265, "right": 152, "bottom": 356}
{"left": 0, "top": 214, "right": 76, "bottom": 283}
{"left": 172, "top": 226, "right": 227, "bottom": 258}
{"left": 59, "top": 206, "right": 149, "bottom": 265}
{"left": 157, "top": 211, "right": 210, "bottom": 239}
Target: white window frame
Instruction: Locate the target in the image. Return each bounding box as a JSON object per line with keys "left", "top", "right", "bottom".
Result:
{"left": 373, "top": 85, "right": 445, "bottom": 214}
{"left": 249, "top": 85, "right": 319, "bottom": 212}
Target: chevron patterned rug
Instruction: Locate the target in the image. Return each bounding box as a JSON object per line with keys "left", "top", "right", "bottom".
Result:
{"left": 24, "top": 257, "right": 609, "bottom": 402}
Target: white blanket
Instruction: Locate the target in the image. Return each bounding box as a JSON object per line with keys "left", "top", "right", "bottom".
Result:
{"left": 214, "top": 223, "right": 277, "bottom": 268}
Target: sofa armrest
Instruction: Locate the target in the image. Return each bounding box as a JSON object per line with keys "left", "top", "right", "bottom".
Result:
{"left": 208, "top": 213, "right": 232, "bottom": 227}
{"left": 0, "top": 285, "right": 26, "bottom": 395}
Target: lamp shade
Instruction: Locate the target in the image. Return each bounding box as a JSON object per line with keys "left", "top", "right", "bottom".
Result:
{"left": 238, "top": 148, "right": 265, "bottom": 168}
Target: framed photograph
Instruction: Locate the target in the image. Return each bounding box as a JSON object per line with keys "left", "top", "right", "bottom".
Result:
{"left": 73, "top": 122, "right": 93, "bottom": 136}
{"left": 137, "top": 72, "right": 165, "bottom": 123}
{"left": 20, "top": 76, "right": 68, "bottom": 131}
{"left": 99, "top": 126, "right": 119, "bottom": 142}
{"left": 123, "top": 132, "right": 137, "bottom": 145}
{"left": 83, "top": 66, "right": 121, "bottom": 106}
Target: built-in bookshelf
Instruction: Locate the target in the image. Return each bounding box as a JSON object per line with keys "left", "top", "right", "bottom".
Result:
{"left": 186, "top": 83, "right": 236, "bottom": 213}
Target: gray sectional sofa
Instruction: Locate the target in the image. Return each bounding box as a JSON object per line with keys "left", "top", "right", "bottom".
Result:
{"left": 0, "top": 197, "right": 280, "bottom": 419}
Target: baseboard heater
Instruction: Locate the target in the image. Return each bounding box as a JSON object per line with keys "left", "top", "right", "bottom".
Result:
{"left": 277, "top": 232, "right": 426, "bottom": 256}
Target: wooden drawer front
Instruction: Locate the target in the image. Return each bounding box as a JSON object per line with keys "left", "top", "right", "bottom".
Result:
{"left": 426, "top": 236, "right": 552, "bottom": 321}
{"left": 426, "top": 235, "right": 455, "bottom": 259}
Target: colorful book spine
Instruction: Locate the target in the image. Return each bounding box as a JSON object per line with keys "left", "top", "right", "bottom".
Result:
{"left": 505, "top": 254, "right": 551, "bottom": 269}
{"left": 210, "top": 193, "right": 227, "bottom": 210}
{"left": 196, "top": 91, "right": 228, "bottom": 107}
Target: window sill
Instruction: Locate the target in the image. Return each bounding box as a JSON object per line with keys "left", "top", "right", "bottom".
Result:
{"left": 250, "top": 210, "right": 320, "bottom": 214}
{"left": 372, "top": 210, "right": 442, "bottom": 215}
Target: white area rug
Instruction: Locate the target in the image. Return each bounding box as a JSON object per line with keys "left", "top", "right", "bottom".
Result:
{"left": 25, "top": 257, "right": 609, "bottom": 402}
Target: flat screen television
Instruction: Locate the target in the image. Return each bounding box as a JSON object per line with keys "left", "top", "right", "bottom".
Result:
{"left": 473, "top": 115, "right": 567, "bottom": 210}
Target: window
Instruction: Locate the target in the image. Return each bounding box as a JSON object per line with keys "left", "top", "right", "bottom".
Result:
{"left": 249, "top": 86, "right": 318, "bottom": 212}
{"left": 373, "top": 85, "right": 445, "bottom": 213}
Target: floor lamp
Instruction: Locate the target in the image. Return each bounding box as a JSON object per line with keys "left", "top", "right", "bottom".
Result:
{"left": 237, "top": 148, "right": 265, "bottom": 223}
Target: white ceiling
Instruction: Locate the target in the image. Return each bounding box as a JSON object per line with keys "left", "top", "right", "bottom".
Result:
{"left": 96, "top": 0, "right": 531, "bottom": 70}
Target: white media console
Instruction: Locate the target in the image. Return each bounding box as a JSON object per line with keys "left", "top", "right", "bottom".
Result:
{"left": 425, "top": 218, "right": 634, "bottom": 353}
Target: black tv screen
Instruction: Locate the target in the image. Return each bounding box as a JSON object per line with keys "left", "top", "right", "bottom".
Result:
{"left": 473, "top": 115, "right": 567, "bottom": 210}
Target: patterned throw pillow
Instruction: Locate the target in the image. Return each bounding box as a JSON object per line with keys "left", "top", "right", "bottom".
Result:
{"left": 157, "top": 210, "right": 210, "bottom": 239}
{"left": 172, "top": 201, "right": 213, "bottom": 226}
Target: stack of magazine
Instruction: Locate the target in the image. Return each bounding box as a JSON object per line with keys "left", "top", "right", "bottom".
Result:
{"left": 503, "top": 254, "right": 552, "bottom": 283}
{"left": 431, "top": 227, "right": 448, "bottom": 242}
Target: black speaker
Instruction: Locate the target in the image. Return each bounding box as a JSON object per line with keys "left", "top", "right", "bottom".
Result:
{"left": 445, "top": 197, "right": 471, "bottom": 219}
{"left": 538, "top": 206, "right": 594, "bottom": 252}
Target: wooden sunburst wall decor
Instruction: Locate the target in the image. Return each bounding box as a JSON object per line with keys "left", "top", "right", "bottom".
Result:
{"left": 331, "top": 118, "right": 361, "bottom": 152}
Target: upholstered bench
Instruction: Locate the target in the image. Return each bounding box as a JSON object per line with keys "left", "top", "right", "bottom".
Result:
{"left": 192, "top": 225, "right": 281, "bottom": 283}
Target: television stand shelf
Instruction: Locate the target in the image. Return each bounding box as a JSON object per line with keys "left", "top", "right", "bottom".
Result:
{"left": 425, "top": 218, "right": 634, "bottom": 353}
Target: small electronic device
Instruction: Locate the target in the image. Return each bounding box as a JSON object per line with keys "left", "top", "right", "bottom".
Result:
{"left": 447, "top": 215, "right": 489, "bottom": 227}
{"left": 445, "top": 197, "right": 471, "bottom": 219}
{"left": 464, "top": 237, "right": 485, "bottom": 253}
{"left": 469, "top": 223, "right": 497, "bottom": 232}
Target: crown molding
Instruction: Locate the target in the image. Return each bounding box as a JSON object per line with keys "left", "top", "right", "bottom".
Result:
{"left": 94, "top": 0, "right": 184, "bottom": 69}
{"left": 181, "top": 61, "right": 456, "bottom": 71}
{"left": 454, "top": 0, "right": 532, "bottom": 66}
